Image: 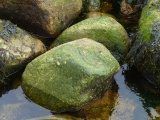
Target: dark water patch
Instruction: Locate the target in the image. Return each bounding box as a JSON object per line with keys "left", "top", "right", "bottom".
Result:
{"left": 111, "top": 64, "right": 160, "bottom": 120}
{"left": 124, "top": 66, "right": 160, "bottom": 119}
{"left": 111, "top": 64, "right": 150, "bottom": 120}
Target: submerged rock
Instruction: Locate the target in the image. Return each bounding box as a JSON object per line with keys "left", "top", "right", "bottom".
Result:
{"left": 78, "top": 80, "right": 118, "bottom": 120}
{"left": 119, "top": 0, "right": 147, "bottom": 26}
{"left": 0, "top": 20, "right": 46, "bottom": 81}
{"left": 22, "top": 38, "right": 120, "bottom": 113}
{"left": 121, "top": 0, "right": 134, "bottom": 15}
{"left": 83, "top": 0, "right": 100, "bottom": 13}
{"left": 50, "top": 16, "right": 129, "bottom": 62}
{"left": 0, "top": 0, "right": 82, "bottom": 38}
{"left": 100, "top": 0, "right": 113, "bottom": 13}
{"left": 127, "top": 0, "right": 160, "bottom": 87}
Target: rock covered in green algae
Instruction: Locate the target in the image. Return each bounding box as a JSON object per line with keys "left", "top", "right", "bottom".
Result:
{"left": 50, "top": 16, "right": 129, "bottom": 62}
{"left": 127, "top": 0, "right": 160, "bottom": 86}
{"left": 22, "top": 38, "right": 120, "bottom": 113}
{"left": 0, "top": 19, "right": 46, "bottom": 81}
{"left": 0, "top": 0, "right": 82, "bottom": 38}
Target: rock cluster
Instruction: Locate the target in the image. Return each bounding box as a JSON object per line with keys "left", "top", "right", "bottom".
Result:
{"left": 2, "top": 0, "right": 159, "bottom": 114}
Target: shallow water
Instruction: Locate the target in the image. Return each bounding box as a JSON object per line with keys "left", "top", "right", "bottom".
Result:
{"left": 0, "top": 65, "right": 160, "bottom": 120}
{"left": 111, "top": 64, "right": 159, "bottom": 120}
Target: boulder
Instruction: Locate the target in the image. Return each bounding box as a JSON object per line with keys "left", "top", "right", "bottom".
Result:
{"left": 0, "top": 0, "right": 82, "bottom": 38}
{"left": 0, "top": 19, "right": 46, "bottom": 81}
{"left": 127, "top": 0, "right": 160, "bottom": 87}
{"left": 50, "top": 16, "right": 129, "bottom": 61}
{"left": 22, "top": 38, "right": 120, "bottom": 113}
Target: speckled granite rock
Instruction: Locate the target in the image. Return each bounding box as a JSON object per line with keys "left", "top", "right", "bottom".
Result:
{"left": 0, "top": 19, "right": 46, "bottom": 81}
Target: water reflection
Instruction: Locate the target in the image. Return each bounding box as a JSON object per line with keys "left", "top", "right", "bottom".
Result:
{"left": 111, "top": 64, "right": 160, "bottom": 120}
{"left": 76, "top": 80, "right": 118, "bottom": 120}
{"left": 124, "top": 65, "right": 160, "bottom": 119}
{"left": 1, "top": 65, "right": 160, "bottom": 120}
{"left": 0, "top": 78, "right": 52, "bottom": 120}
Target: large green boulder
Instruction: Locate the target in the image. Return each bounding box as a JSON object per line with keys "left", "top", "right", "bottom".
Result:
{"left": 50, "top": 16, "right": 129, "bottom": 61}
{"left": 22, "top": 38, "right": 120, "bottom": 113}
{"left": 0, "top": 0, "right": 82, "bottom": 38}
{"left": 127, "top": 0, "right": 160, "bottom": 86}
{"left": 0, "top": 19, "right": 46, "bottom": 81}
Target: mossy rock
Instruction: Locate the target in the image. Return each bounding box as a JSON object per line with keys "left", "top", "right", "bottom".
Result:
{"left": 22, "top": 38, "right": 120, "bottom": 113}
{"left": 50, "top": 16, "right": 129, "bottom": 62}
{"left": 0, "top": 19, "right": 46, "bottom": 81}
{"left": 127, "top": 0, "right": 160, "bottom": 87}
{"left": 0, "top": 0, "right": 82, "bottom": 38}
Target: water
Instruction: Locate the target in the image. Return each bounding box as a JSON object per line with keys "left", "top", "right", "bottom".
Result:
{"left": 111, "top": 64, "right": 160, "bottom": 120}
{"left": 0, "top": 65, "right": 160, "bottom": 120}
{"left": 112, "top": 65, "right": 151, "bottom": 120}
{"left": 0, "top": 79, "right": 52, "bottom": 120}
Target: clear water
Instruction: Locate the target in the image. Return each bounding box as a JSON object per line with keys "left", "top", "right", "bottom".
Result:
{"left": 0, "top": 64, "right": 160, "bottom": 120}
{"left": 111, "top": 65, "right": 159, "bottom": 120}
{"left": 0, "top": 79, "right": 52, "bottom": 120}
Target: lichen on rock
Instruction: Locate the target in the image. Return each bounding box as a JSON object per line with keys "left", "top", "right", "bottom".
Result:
{"left": 0, "top": 19, "right": 46, "bottom": 81}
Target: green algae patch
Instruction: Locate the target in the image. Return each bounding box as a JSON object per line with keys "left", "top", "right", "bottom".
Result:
{"left": 139, "top": 0, "right": 160, "bottom": 43}
{"left": 50, "top": 16, "right": 129, "bottom": 62}
{"left": 22, "top": 38, "right": 120, "bottom": 113}
{"left": 127, "top": 0, "right": 160, "bottom": 87}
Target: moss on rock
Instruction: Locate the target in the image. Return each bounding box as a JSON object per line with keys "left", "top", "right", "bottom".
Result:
{"left": 22, "top": 38, "right": 120, "bottom": 113}
{"left": 50, "top": 16, "right": 129, "bottom": 62}
{"left": 127, "top": 0, "right": 160, "bottom": 87}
